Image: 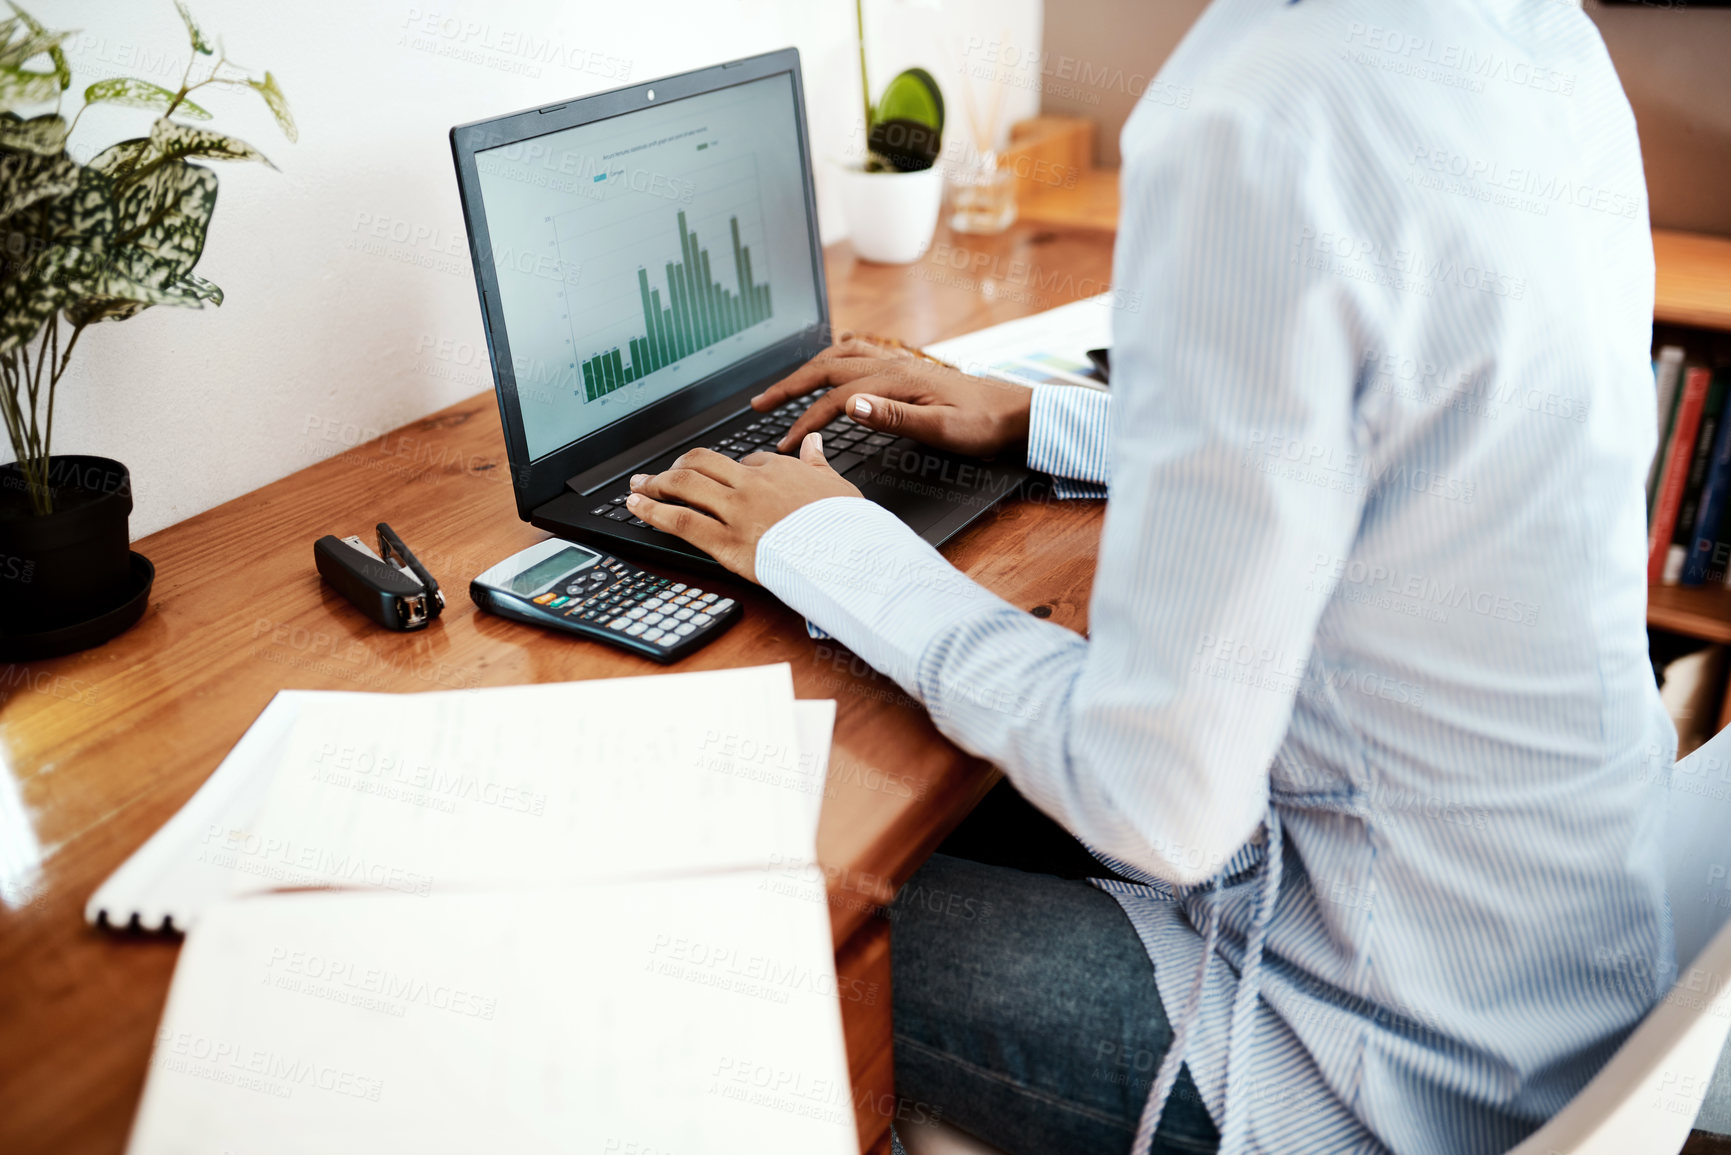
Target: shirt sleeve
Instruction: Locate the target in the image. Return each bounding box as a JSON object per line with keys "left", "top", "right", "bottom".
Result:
{"left": 1027, "top": 384, "right": 1112, "bottom": 491}
{"left": 757, "top": 103, "right": 1367, "bottom": 886}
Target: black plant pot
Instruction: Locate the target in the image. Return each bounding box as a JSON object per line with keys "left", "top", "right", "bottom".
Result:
{"left": 0, "top": 455, "right": 154, "bottom": 658}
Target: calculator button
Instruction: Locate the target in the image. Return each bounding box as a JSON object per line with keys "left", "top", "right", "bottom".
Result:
{"left": 698, "top": 592, "right": 717, "bottom": 603}
{"left": 624, "top": 608, "right": 645, "bottom": 620}
{"left": 629, "top": 517, "right": 649, "bottom": 527}
{"left": 608, "top": 617, "right": 631, "bottom": 630}
{"left": 713, "top": 598, "right": 735, "bottom": 613}
{"left": 669, "top": 583, "right": 686, "bottom": 592}
{"left": 549, "top": 596, "right": 571, "bottom": 608}
{"left": 687, "top": 589, "right": 702, "bottom": 598}
{"left": 674, "top": 623, "right": 696, "bottom": 636}
{"left": 643, "top": 598, "right": 663, "bottom": 610}
{"left": 691, "top": 613, "right": 713, "bottom": 627}
{"left": 642, "top": 628, "right": 665, "bottom": 643}
{"left": 829, "top": 451, "right": 865, "bottom": 475}
{"left": 605, "top": 508, "right": 630, "bottom": 521}
{"left": 625, "top": 622, "right": 646, "bottom": 636}
{"left": 590, "top": 504, "right": 610, "bottom": 516}
{"left": 673, "top": 608, "right": 694, "bottom": 621}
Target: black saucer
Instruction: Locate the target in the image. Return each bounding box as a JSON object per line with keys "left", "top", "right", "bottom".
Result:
{"left": 0, "top": 552, "right": 155, "bottom": 661}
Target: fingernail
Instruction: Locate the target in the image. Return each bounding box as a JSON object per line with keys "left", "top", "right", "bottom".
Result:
{"left": 625, "top": 493, "right": 643, "bottom": 509}
{"left": 630, "top": 473, "right": 648, "bottom": 489}
{"left": 805, "top": 432, "right": 822, "bottom": 450}
{"left": 749, "top": 392, "right": 765, "bottom": 405}
{"left": 852, "top": 397, "right": 871, "bottom": 419}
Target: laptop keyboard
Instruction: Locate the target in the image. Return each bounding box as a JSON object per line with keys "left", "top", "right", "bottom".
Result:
{"left": 589, "top": 387, "right": 899, "bottom": 531}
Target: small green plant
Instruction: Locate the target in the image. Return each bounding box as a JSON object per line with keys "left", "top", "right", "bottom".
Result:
{"left": 0, "top": 0, "right": 295, "bottom": 514}
{"left": 856, "top": 0, "right": 943, "bottom": 172}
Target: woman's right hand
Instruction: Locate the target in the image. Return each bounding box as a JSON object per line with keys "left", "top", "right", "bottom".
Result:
{"left": 752, "top": 335, "right": 1033, "bottom": 458}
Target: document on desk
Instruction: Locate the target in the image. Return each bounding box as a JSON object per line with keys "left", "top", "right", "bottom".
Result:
{"left": 923, "top": 292, "right": 1114, "bottom": 391}
{"left": 89, "top": 668, "right": 837, "bottom": 929}
{"left": 125, "top": 869, "right": 859, "bottom": 1155}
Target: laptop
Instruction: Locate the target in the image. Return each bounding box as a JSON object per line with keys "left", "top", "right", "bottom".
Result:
{"left": 449, "top": 48, "right": 1030, "bottom": 572}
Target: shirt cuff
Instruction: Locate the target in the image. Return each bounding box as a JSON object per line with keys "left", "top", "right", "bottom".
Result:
{"left": 1027, "top": 384, "right": 1111, "bottom": 489}
{"left": 755, "top": 496, "right": 1006, "bottom": 696}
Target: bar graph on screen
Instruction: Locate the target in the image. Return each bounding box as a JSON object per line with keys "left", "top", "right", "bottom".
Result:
{"left": 552, "top": 152, "right": 775, "bottom": 404}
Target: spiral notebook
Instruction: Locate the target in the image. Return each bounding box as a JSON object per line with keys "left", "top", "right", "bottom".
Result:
{"left": 88, "top": 665, "right": 834, "bottom": 931}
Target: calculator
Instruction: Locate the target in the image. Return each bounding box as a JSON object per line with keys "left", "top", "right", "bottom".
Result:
{"left": 470, "top": 538, "right": 740, "bottom": 663}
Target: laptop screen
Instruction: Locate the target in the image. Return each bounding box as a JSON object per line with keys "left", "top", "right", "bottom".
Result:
{"left": 473, "top": 71, "right": 823, "bottom": 462}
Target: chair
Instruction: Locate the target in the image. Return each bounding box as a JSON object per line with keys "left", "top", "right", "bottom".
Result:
{"left": 1506, "top": 728, "right": 1731, "bottom": 1154}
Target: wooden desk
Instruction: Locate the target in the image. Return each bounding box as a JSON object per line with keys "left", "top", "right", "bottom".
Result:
{"left": 0, "top": 220, "right": 1116, "bottom": 1155}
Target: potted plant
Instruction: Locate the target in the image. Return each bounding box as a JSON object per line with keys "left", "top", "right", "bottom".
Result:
{"left": 0, "top": 1, "right": 294, "bottom": 659}
{"left": 832, "top": 0, "right": 945, "bottom": 264}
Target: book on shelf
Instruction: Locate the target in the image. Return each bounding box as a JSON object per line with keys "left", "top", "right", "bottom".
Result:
{"left": 1664, "top": 370, "right": 1729, "bottom": 583}
{"left": 1682, "top": 370, "right": 1731, "bottom": 588}
{"left": 1649, "top": 365, "right": 1715, "bottom": 584}
{"left": 1650, "top": 346, "right": 1687, "bottom": 517}
{"left": 1683, "top": 367, "right": 1731, "bottom": 586}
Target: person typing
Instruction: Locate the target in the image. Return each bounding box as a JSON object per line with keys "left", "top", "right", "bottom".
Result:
{"left": 623, "top": 2, "right": 1671, "bottom": 1150}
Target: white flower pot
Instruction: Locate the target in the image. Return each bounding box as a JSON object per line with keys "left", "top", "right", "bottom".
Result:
{"left": 832, "top": 162, "right": 943, "bottom": 265}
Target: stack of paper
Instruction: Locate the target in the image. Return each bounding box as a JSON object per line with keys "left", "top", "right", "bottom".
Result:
{"left": 99, "top": 665, "right": 858, "bottom": 1154}
{"left": 89, "top": 667, "right": 835, "bottom": 931}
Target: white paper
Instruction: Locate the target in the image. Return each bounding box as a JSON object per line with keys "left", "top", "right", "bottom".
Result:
{"left": 89, "top": 673, "right": 837, "bottom": 931}
{"left": 126, "top": 871, "right": 860, "bottom": 1155}
{"left": 924, "top": 293, "right": 1115, "bottom": 391}
{"left": 792, "top": 697, "right": 836, "bottom": 833}
{"left": 228, "top": 665, "right": 820, "bottom": 897}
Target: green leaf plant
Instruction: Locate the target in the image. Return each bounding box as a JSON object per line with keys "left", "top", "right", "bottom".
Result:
{"left": 0, "top": 1, "right": 295, "bottom": 514}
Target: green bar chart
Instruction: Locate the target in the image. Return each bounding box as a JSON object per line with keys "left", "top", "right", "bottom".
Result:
{"left": 579, "top": 209, "right": 774, "bottom": 402}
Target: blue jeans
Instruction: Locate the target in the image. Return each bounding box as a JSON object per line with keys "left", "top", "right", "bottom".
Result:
{"left": 888, "top": 850, "right": 1221, "bottom": 1154}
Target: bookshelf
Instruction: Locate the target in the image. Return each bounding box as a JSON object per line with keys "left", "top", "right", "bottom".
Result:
{"left": 1648, "top": 229, "right": 1731, "bottom": 728}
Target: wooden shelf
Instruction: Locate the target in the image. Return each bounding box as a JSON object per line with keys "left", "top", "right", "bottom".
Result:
{"left": 1648, "top": 583, "right": 1731, "bottom": 645}
{"left": 1654, "top": 228, "right": 1731, "bottom": 333}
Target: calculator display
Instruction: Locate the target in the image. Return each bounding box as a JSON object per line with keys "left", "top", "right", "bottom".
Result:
{"left": 508, "top": 546, "right": 597, "bottom": 595}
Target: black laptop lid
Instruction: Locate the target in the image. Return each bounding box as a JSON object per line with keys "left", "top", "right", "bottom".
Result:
{"left": 450, "top": 49, "right": 829, "bottom": 518}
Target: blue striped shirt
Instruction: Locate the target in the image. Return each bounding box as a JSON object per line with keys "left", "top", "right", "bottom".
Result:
{"left": 757, "top": 1, "right": 1673, "bottom": 1150}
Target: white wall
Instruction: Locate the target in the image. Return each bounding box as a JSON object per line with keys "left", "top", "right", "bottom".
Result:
{"left": 25, "top": 0, "right": 1038, "bottom": 537}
